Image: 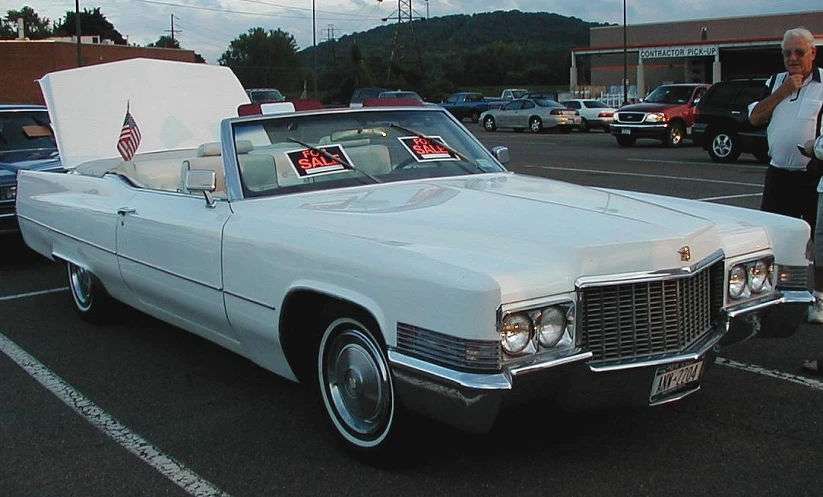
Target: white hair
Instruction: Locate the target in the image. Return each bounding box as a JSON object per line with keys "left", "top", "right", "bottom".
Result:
{"left": 782, "top": 27, "right": 814, "bottom": 49}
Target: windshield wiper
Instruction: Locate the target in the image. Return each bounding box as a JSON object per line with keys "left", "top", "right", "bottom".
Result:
{"left": 388, "top": 123, "right": 486, "bottom": 174}
{"left": 286, "top": 136, "right": 381, "bottom": 183}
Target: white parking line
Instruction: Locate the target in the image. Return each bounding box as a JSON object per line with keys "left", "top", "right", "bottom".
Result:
{"left": 627, "top": 158, "right": 766, "bottom": 170}
{"left": 525, "top": 165, "right": 763, "bottom": 187}
{"left": 716, "top": 357, "right": 823, "bottom": 392}
{"left": 0, "top": 332, "right": 233, "bottom": 497}
{"left": 0, "top": 287, "right": 69, "bottom": 301}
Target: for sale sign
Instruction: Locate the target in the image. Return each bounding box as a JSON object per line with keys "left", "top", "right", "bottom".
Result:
{"left": 286, "top": 145, "right": 354, "bottom": 177}
{"left": 398, "top": 136, "right": 459, "bottom": 162}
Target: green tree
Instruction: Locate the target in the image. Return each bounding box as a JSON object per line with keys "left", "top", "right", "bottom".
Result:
{"left": 147, "top": 35, "right": 180, "bottom": 49}
{"left": 218, "top": 27, "right": 302, "bottom": 91}
{"left": 1, "top": 6, "right": 52, "bottom": 40}
{"left": 53, "top": 7, "right": 127, "bottom": 45}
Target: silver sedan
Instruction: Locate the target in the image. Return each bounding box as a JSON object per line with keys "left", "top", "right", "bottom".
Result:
{"left": 479, "top": 99, "right": 581, "bottom": 133}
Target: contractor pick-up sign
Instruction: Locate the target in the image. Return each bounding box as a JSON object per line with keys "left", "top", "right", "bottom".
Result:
{"left": 639, "top": 45, "right": 717, "bottom": 59}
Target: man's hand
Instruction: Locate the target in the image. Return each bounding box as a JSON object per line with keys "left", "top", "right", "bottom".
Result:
{"left": 777, "top": 74, "right": 805, "bottom": 97}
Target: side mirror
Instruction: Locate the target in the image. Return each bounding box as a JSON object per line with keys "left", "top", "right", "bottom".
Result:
{"left": 491, "top": 146, "right": 510, "bottom": 165}
{"left": 184, "top": 169, "right": 217, "bottom": 208}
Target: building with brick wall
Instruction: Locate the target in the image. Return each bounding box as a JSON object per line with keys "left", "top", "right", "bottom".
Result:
{"left": 570, "top": 10, "right": 823, "bottom": 103}
{"left": 0, "top": 39, "right": 198, "bottom": 105}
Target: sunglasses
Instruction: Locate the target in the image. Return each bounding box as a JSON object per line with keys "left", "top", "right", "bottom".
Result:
{"left": 782, "top": 49, "right": 810, "bottom": 58}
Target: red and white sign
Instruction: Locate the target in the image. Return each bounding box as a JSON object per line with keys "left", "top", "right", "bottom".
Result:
{"left": 286, "top": 145, "right": 354, "bottom": 177}
{"left": 398, "top": 136, "right": 458, "bottom": 162}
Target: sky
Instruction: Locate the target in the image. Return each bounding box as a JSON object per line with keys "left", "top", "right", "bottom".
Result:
{"left": 9, "top": 0, "right": 821, "bottom": 64}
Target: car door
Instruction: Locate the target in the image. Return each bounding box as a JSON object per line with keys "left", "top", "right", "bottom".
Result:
{"left": 116, "top": 189, "right": 236, "bottom": 344}
{"left": 499, "top": 100, "right": 522, "bottom": 127}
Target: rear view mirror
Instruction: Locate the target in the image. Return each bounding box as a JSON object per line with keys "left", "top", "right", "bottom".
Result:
{"left": 491, "top": 146, "right": 510, "bottom": 165}
{"left": 185, "top": 169, "right": 216, "bottom": 192}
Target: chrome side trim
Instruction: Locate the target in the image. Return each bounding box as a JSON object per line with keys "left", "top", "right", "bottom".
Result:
{"left": 116, "top": 253, "right": 222, "bottom": 291}
{"left": 223, "top": 290, "right": 277, "bottom": 310}
{"left": 17, "top": 214, "right": 116, "bottom": 255}
{"left": 389, "top": 350, "right": 513, "bottom": 391}
{"left": 576, "top": 249, "right": 724, "bottom": 288}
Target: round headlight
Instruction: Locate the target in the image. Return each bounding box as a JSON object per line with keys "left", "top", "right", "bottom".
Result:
{"left": 749, "top": 260, "right": 769, "bottom": 293}
{"left": 501, "top": 313, "right": 533, "bottom": 354}
{"left": 537, "top": 307, "right": 566, "bottom": 347}
{"left": 729, "top": 264, "right": 748, "bottom": 299}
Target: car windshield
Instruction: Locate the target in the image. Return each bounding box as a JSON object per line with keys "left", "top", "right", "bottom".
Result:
{"left": 510, "top": 90, "right": 528, "bottom": 99}
{"left": 0, "top": 110, "right": 57, "bottom": 152}
{"left": 534, "top": 99, "right": 564, "bottom": 108}
{"left": 232, "top": 109, "right": 506, "bottom": 198}
{"left": 644, "top": 86, "right": 695, "bottom": 104}
{"left": 248, "top": 90, "right": 284, "bottom": 102}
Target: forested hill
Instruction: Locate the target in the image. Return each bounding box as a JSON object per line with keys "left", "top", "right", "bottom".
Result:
{"left": 298, "top": 10, "right": 611, "bottom": 100}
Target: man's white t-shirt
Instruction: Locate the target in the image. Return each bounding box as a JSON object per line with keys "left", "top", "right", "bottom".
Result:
{"left": 748, "top": 68, "right": 823, "bottom": 171}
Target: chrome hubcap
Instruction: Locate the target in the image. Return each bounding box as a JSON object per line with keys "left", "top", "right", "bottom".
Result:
{"left": 324, "top": 328, "right": 391, "bottom": 439}
{"left": 69, "top": 263, "right": 93, "bottom": 310}
{"left": 713, "top": 135, "right": 732, "bottom": 157}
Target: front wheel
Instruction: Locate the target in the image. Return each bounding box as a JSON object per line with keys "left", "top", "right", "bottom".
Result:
{"left": 664, "top": 122, "right": 686, "bottom": 147}
{"left": 67, "top": 262, "right": 114, "bottom": 324}
{"left": 317, "top": 312, "right": 405, "bottom": 461}
{"left": 708, "top": 131, "right": 741, "bottom": 163}
{"left": 483, "top": 116, "right": 497, "bottom": 132}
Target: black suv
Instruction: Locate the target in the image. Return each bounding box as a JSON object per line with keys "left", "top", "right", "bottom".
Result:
{"left": 692, "top": 78, "right": 770, "bottom": 163}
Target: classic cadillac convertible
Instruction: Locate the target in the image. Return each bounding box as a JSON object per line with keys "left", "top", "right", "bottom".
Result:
{"left": 18, "top": 59, "right": 813, "bottom": 459}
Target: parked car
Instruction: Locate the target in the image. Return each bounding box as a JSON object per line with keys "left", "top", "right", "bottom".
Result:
{"left": 610, "top": 83, "right": 710, "bottom": 147}
{"left": 245, "top": 88, "right": 286, "bottom": 103}
{"left": 20, "top": 59, "right": 812, "bottom": 461}
{"left": 560, "top": 99, "right": 617, "bottom": 132}
{"left": 440, "top": 92, "right": 495, "bottom": 123}
{"left": 499, "top": 88, "right": 529, "bottom": 100}
{"left": 479, "top": 98, "right": 581, "bottom": 133}
{"left": 523, "top": 91, "right": 559, "bottom": 101}
{"left": 0, "top": 103, "right": 64, "bottom": 235}
{"left": 349, "top": 87, "right": 391, "bottom": 108}
{"left": 692, "top": 78, "right": 770, "bottom": 163}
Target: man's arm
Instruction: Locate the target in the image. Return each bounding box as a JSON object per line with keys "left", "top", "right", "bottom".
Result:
{"left": 749, "top": 74, "right": 805, "bottom": 125}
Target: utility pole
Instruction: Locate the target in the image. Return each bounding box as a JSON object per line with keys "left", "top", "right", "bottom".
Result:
{"left": 164, "top": 14, "right": 182, "bottom": 45}
{"left": 622, "top": 0, "right": 628, "bottom": 105}
{"left": 384, "top": 0, "right": 424, "bottom": 85}
{"left": 323, "top": 24, "right": 338, "bottom": 67}
{"left": 75, "top": 0, "right": 81, "bottom": 66}
{"left": 312, "top": 0, "right": 318, "bottom": 99}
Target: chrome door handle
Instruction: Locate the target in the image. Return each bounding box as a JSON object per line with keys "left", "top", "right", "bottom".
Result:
{"left": 117, "top": 207, "right": 137, "bottom": 215}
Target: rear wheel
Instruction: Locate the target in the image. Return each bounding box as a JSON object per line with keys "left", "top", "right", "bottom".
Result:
{"left": 483, "top": 115, "right": 497, "bottom": 132}
{"left": 529, "top": 117, "right": 543, "bottom": 133}
{"left": 708, "top": 130, "right": 741, "bottom": 163}
{"left": 663, "top": 122, "right": 686, "bottom": 147}
{"left": 67, "top": 262, "right": 114, "bottom": 324}
{"left": 317, "top": 309, "right": 407, "bottom": 462}
{"left": 470, "top": 110, "right": 481, "bottom": 123}
{"left": 616, "top": 135, "right": 636, "bottom": 147}
{"left": 579, "top": 118, "right": 590, "bottom": 132}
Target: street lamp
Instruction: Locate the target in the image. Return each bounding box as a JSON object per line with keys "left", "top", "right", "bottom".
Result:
{"left": 622, "top": 0, "right": 627, "bottom": 104}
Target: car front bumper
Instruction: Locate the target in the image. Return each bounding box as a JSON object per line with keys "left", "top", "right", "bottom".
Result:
{"left": 388, "top": 289, "right": 811, "bottom": 434}
{"left": 610, "top": 122, "right": 669, "bottom": 139}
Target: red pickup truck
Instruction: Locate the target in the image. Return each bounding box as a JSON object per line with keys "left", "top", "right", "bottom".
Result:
{"left": 610, "top": 83, "right": 709, "bottom": 147}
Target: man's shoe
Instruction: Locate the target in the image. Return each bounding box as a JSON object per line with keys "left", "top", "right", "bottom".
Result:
{"left": 808, "top": 296, "right": 823, "bottom": 324}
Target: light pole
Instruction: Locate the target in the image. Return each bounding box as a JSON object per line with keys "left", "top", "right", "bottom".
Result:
{"left": 622, "top": 0, "right": 627, "bottom": 104}
{"left": 75, "top": 0, "right": 82, "bottom": 66}
{"left": 312, "top": 0, "right": 318, "bottom": 99}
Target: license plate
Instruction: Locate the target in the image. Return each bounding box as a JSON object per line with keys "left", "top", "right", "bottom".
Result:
{"left": 621, "top": 128, "right": 631, "bottom": 135}
{"left": 649, "top": 360, "right": 704, "bottom": 403}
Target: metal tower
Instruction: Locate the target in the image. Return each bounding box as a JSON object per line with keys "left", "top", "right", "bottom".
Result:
{"left": 385, "top": 0, "right": 425, "bottom": 85}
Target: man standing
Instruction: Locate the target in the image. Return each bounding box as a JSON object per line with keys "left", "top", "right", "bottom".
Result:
{"left": 749, "top": 27, "right": 823, "bottom": 322}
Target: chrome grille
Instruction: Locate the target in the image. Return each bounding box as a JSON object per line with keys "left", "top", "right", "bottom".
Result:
{"left": 578, "top": 260, "right": 723, "bottom": 363}
{"left": 616, "top": 112, "right": 645, "bottom": 123}
{"left": 396, "top": 322, "right": 501, "bottom": 372}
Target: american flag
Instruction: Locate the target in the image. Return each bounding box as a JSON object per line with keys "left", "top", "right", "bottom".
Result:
{"left": 116, "top": 106, "right": 141, "bottom": 161}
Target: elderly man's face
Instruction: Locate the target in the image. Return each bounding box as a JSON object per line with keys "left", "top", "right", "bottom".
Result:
{"left": 783, "top": 35, "right": 816, "bottom": 77}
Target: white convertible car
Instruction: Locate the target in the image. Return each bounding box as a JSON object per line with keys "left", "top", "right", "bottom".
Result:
{"left": 18, "top": 59, "right": 813, "bottom": 460}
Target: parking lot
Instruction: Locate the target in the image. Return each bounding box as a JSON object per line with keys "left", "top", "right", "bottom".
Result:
{"left": 2, "top": 130, "right": 822, "bottom": 497}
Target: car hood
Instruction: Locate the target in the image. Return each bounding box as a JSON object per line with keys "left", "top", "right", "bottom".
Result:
{"left": 243, "top": 173, "right": 767, "bottom": 301}
{"left": 618, "top": 102, "right": 679, "bottom": 113}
